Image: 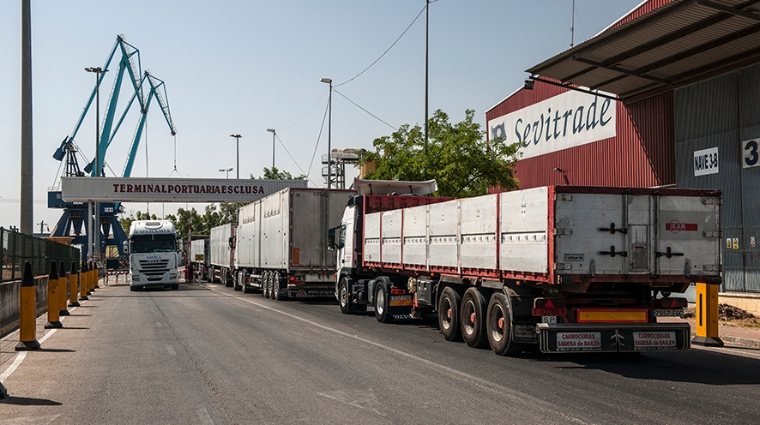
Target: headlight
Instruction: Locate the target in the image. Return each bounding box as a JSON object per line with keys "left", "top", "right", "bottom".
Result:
{"left": 169, "top": 273, "right": 177, "bottom": 279}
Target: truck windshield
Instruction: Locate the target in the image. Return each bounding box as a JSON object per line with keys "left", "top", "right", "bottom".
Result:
{"left": 130, "top": 234, "right": 176, "bottom": 253}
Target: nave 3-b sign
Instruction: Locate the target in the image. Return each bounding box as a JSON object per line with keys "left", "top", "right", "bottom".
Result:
{"left": 743, "top": 139, "right": 759, "bottom": 168}
{"left": 693, "top": 147, "right": 719, "bottom": 177}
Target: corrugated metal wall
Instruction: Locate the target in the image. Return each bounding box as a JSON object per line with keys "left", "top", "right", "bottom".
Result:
{"left": 486, "top": 82, "right": 674, "bottom": 189}
{"left": 674, "top": 63, "right": 760, "bottom": 292}
{"left": 611, "top": 0, "right": 674, "bottom": 28}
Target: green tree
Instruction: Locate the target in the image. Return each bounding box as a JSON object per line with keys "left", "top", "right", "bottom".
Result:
{"left": 360, "top": 109, "right": 520, "bottom": 198}
{"left": 253, "top": 166, "right": 307, "bottom": 180}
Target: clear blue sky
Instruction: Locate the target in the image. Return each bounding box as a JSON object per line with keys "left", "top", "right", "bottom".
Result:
{"left": 0, "top": 0, "right": 644, "bottom": 232}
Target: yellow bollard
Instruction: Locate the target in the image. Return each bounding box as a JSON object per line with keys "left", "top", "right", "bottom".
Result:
{"left": 69, "top": 261, "right": 81, "bottom": 307}
{"left": 16, "top": 261, "right": 40, "bottom": 350}
{"left": 692, "top": 282, "right": 724, "bottom": 347}
{"left": 79, "top": 263, "right": 89, "bottom": 301}
{"left": 58, "top": 261, "right": 70, "bottom": 316}
{"left": 92, "top": 262, "right": 100, "bottom": 289}
{"left": 45, "top": 261, "right": 62, "bottom": 329}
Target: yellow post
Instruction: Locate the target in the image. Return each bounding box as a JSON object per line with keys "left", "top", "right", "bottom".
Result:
{"left": 58, "top": 261, "right": 70, "bottom": 316}
{"left": 79, "top": 262, "right": 89, "bottom": 301}
{"left": 92, "top": 262, "right": 100, "bottom": 289}
{"left": 16, "top": 261, "right": 40, "bottom": 350}
{"left": 45, "top": 261, "right": 62, "bottom": 329}
{"left": 69, "top": 261, "right": 81, "bottom": 307}
{"left": 692, "top": 282, "right": 724, "bottom": 347}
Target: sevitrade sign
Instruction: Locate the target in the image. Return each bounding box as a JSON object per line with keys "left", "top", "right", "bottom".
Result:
{"left": 61, "top": 177, "right": 308, "bottom": 203}
{"left": 487, "top": 90, "right": 617, "bottom": 160}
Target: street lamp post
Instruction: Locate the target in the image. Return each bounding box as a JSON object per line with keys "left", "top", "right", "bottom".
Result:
{"left": 85, "top": 66, "right": 106, "bottom": 264}
{"left": 219, "top": 168, "right": 233, "bottom": 179}
{"left": 230, "top": 134, "right": 242, "bottom": 179}
{"left": 267, "top": 128, "right": 276, "bottom": 170}
{"left": 320, "top": 78, "right": 332, "bottom": 189}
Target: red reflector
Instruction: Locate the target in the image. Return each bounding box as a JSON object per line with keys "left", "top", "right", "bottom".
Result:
{"left": 390, "top": 288, "right": 405, "bottom": 295}
{"left": 534, "top": 298, "right": 566, "bottom": 309}
{"left": 532, "top": 308, "right": 567, "bottom": 317}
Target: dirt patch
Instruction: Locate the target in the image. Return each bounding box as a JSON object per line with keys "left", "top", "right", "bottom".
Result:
{"left": 684, "top": 303, "right": 760, "bottom": 329}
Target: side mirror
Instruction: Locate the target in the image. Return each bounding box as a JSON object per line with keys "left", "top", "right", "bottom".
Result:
{"left": 123, "top": 241, "right": 130, "bottom": 254}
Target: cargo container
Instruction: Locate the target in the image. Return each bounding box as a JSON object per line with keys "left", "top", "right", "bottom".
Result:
{"left": 210, "top": 223, "right": 235, "bottom": 287}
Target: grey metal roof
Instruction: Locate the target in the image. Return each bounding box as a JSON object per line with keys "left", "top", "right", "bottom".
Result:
{"left": 527, "top": 0, "right": 760, "bottom": 99}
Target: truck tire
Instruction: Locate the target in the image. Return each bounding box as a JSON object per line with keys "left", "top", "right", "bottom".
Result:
{"left": 486, "top": 292, "right": 521, "bottom": 356}
{"left": 338, "top": 278, "right": 351, "bottom": 314}
{"left": 243, "top": 273, "right": 253, "bottom": 294}
{"left": 273, "top": 272, "right": 282, "bottom": 301}
{"left": 171, "top": 284, "right": 179, "bottom": 290}
{"left": 234, "top": 275, "right": 242, "bottom": 291}
{"left": 262, "top": 272, "right": 270, "bottom": 298}
{"left": 438, "top": 287, "right": 462, "bottom": 342}
{"left": 374, "top": 283, "right": 393, "bottom": 323}
{"left": 224, "top": 268, "right": 233, "bottom": 288}
{"left": 461, "top": 287, "right": 489, "bottom": 348}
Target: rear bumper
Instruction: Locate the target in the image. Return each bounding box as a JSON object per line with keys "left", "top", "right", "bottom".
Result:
{"left": 537, "top": 322, "right": 691, "bottom": 353}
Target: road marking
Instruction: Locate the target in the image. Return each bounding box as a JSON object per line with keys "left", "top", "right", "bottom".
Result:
{"left": 0, "top": 414, "right": 61, "bottom": 424}
{"left": 318, "top": 389, "right": 385, "bottom": 416}
{"left": 0, "top": 307, "right": 76, "bottom": 381}
{"left": 195, "top": 407, "right": 214, "bottom": 425}
{"left": 209, "top": 286, "right": 593, "bottom": 425}
{"left": 166, "top": 344, "right": 177, "bottom": 356}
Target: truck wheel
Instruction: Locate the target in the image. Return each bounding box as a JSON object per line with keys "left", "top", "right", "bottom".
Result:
{"left": 171, "top": 284, "right": 179, "bottom": 290}
{"left": 486, "top": 292, "right": 521, "bottom": 356}
{"left": 243, "top": 273, "right": 253, "bottom": 294}
{"left": 273, "top": 273, "right": 282, "bottom": 301}
{"left": 438, "top": 287, "right": 462, "bottom": 341}
{"left": 234, "top": 274, "right": 242, "bottom": 291}
{"left": 461, "top": 287, "right": 489, "bottom": 348}
{"left": 338, "top": 278, "right": 351, "bottom": 314}
{"left": 223, "top": 269, "right": 232, "bottom": 287}
{"left": 262, "top": 272, "right": 270, "bottom": 298}
{"left": 374, "top": 284, "right": 393, "bottom": 323}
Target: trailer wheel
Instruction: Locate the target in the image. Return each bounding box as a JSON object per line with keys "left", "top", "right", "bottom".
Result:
{"left": 374, "top": 284, "right": 393, "bottom": 323}
{"left": 486, "top": 292, "right": 521, "bottom": 356}
{"left": 233, "top": 274, "right": 242, "bottom": 291}
{"left": 438, "top": 287, "right": 462, "bottom": 341}
{"left": 262, "top": 272, "right": 270, "bottom": 298}
{"left": 338, "top": 278, "right": 351, "bottom": 314}
{"left": 243, "top": 273, "right": 253, "bottom": 294}
{"left": 461, "top": 287, "right": 489, "bottom": 348}
{"left": 273, "top": 272, "right": 282, "bottom": 301}
{"left": 224, "top": 268, "right": 233, "bottom": 287}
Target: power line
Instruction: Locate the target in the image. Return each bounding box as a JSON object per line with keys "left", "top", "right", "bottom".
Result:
{"left": 335, "top": 4, "right": 427, "bottom": 88}
{"left": 283, "top": 89, "right": 328, "bottom": 131}
{"left": 332, "top": 88, "right": 396, "bottom": 131}
{"left": 307, "top": 98, "right": 331, "bottom": 179}
{"left": 274, "top": 134, "right": 312, "bottom": 183}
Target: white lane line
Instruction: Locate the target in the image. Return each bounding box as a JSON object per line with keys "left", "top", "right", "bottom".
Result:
{"left": 195, "top": 406, "right": 214, "bottom": 425}
{"left": 0, "top": 306, "right": 77, "bottom": 381}
{"left": 166, "top": 344, "right": 177, "bottom": 356}
{"left": 210, "top": 287, "right": 593, "bottom": 425}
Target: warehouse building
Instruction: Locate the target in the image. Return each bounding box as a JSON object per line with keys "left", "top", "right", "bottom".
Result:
{"left": 486, "top": 0, "right": 759, "bottom": 293}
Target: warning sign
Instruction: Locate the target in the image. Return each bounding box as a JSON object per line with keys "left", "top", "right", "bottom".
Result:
{"left": 556, "top": 332, "right": 601, "bottom": 351}
{"left": 733, "top": 238, "right": 740, "bottom": 250}
{"left": 751, "top": 236, "right": 756, "bottom": 248}
{"left": 633, "top": 331, "right": 676, "bottom": 350}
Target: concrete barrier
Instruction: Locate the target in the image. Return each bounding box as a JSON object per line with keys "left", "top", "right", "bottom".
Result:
{"left": 0, "top": 275, "right": 49, "bottom": 338}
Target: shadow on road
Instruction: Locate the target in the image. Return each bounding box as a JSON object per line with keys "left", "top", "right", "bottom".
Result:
{"left": 0, "top": 396, "right": 62, "bottom": 406}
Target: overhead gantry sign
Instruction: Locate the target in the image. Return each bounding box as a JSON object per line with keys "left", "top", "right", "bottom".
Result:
{"left": 61, "top": 177, "right": 308, "bottom": 203}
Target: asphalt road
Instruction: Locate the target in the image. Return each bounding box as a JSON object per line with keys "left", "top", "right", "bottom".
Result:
{"left": 2, "top": 281, "right": 760, "bottom": 425}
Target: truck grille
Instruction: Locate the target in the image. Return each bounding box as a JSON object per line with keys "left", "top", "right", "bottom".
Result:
{"left": 138, "top": 259, "right": 170, "bottom": 281}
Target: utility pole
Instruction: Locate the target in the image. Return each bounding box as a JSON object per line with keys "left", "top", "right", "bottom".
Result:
{"left": 20, "top": 0, "right": 33, "bottom": 235}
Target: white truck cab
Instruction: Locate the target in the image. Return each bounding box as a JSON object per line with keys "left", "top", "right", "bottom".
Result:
{"left": 127, "top": 220, "right": 180, "bottom": 291}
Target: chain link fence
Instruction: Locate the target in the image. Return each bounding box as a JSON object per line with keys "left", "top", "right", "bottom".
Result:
{"left": 1, "top": 227, "right": 81, "bottom": 283}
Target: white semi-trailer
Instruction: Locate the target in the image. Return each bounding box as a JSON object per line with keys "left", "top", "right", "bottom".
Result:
{"left": 232, "top": 187, "right": 355, "bottom": 298}
{"left": 209, "top": 223, "right": 235, "bottom": 287}
{"left": 331, "top": 180, "right": 722, "bottom": 355}
{"left": 127, "top": 220, "right": 180, "bottom": 291}
{"left": 190, "top": 237, "right": 210, "bottom": 281}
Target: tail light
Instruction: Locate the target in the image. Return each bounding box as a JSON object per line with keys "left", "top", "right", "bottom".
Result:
{"left": 390, "top": 288, "right": 406, "bottom": 295}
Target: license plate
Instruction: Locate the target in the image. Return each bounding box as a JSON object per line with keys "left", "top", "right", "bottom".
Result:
{"left": 654, "top": 309, "right": 684, "bottom": 318}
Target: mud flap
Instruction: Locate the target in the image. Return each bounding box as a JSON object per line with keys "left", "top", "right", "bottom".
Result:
{"left": 538, "top": 322, "right": 691, "bottom": 353}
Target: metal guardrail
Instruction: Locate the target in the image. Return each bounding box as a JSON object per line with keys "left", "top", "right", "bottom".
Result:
{"left": 1, "top": 227, "right": 81, "bottom": 282}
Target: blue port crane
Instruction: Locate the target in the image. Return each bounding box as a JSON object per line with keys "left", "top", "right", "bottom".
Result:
{"left": 50, "top": 35, "right": 177, "bottom": 268}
